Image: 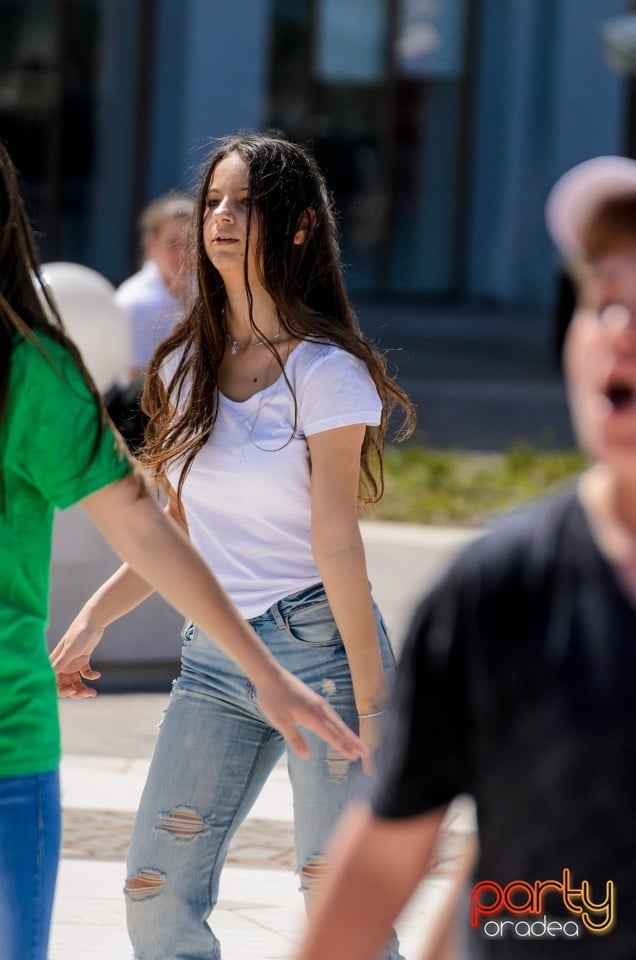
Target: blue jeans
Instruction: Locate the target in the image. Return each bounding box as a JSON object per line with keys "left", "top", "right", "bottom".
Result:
{"left": 126, "top": 582, "right": 403, "bottom": 960}
{"left": 0, "top": 768, "right": 61, "bottom": 960}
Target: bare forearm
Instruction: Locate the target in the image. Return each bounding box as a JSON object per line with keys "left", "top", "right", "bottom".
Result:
{"left": 78, "top": 496, "right": 188, "bottom": 631}
{"left": 81, "top": 562, "right": 154, "bottom": 630}
{"left": 312, "top": 528, "right": 387, "bottom": 712}
{"left": 297, "top": 804, "right": 445, "bottom": 960}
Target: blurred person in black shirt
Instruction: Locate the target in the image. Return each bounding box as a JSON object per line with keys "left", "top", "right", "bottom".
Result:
{"left": 294, "top": 157, "right": 636, "bottom": 960}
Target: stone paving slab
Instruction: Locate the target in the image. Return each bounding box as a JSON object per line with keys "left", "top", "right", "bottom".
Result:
{"left": 62, "top": 807, "right": 296, "bottom": 868}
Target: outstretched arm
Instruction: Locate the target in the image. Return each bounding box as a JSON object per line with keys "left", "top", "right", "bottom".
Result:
{"left": 51, "top": 473, "right": 363, "bottom": 761}
{"left": 296, "top": 802, "right": 446, "bottom": 960}
{"left": 307, "top": 424, "right": 388, "bottom": 772}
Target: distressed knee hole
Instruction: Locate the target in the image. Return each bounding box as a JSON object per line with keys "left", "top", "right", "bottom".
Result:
{"left": 125, "top": 869, "right": 165, "bottom": 901}
{"left": 327, "top": 746, "right": 350, "bottom": 781}
{"left": 300, "top": 856, "right": 330, "bottom": 892}
{"left": 156, "top": 806, "right": 208, "bottom": 839}
{"left": 321, "top": 678, "right": 337, "bottom": 698}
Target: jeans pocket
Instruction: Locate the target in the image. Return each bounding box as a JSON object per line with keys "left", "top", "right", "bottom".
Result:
{"left": 284, "top": 600, "right": 343, "bottom": 647}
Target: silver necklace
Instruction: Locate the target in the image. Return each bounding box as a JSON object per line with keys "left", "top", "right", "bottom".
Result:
{"left": 227, "top": 330, "right": 284, "bottom": 357}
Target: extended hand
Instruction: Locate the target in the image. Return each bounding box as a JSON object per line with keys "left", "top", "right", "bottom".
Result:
{"left": 256, "top": 668, "right": 365, "bottom": 761}
{"left": 50, "top": 618, "right": 104, "bottom": 699}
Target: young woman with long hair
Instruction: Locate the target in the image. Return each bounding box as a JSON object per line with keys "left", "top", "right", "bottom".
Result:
{"left": 0, "top": 141, "right": 361, "bottom": 960}
{"left": 55, "top": 133, "right": 415, "bottom": 960}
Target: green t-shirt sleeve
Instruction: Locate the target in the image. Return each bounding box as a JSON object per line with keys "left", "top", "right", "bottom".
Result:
{"left": 12, "top": 335, "right": 133, "bottom": 509}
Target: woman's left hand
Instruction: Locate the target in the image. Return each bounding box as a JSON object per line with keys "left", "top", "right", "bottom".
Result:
{"left": 358, "top": 715, "right": 384, "bottom": 776}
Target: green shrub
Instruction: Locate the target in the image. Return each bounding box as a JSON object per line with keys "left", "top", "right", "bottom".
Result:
{"left": 367, "top": 443, "right": 587, "bottom": 526}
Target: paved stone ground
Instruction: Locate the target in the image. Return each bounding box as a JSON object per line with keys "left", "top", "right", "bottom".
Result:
{"left": 62, "top": 807, "right": 296, "bottom": 867}
{"left": 62, "top": 800, "right": 472, "bottom": 875}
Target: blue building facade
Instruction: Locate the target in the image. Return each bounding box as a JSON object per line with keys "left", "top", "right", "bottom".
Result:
{"left": 0, "top": 0, "right": 630, "bottom": 309}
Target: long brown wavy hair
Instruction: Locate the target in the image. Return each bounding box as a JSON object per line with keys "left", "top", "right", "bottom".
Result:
{"left": 0, "top": 142, "right": 107, "bottom": 484}
{"left": 142, "top": 133, "right": 415, "bottom": 504}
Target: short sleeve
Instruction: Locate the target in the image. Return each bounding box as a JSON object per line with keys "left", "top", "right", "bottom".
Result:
{"left": 371, "top": 563, "right": 472, "bottom": 819}
{"left": 11, "top": 336, "right": 132, "bottom": 509}
{"left": 298, "top": 347, "right": 381, "bottom": 436}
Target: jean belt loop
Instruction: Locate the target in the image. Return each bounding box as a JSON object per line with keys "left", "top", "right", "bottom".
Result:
{"left": 270, "top": 600, "right": 286, "bottom": 630}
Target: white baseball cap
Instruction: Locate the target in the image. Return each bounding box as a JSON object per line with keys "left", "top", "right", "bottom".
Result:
{"left": 545, "top": 155, "right": 636, "bottom": 259}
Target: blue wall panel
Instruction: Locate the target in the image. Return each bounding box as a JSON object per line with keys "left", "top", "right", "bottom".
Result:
{"left": 179, "top": 0, "right": 270, "bottom": 186}
{"left": 468, "top": 0, "right": 626, "bottom": 308}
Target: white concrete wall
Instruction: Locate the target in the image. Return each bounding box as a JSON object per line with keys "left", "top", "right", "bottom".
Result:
{"left": 48, "top": 505, "right": 183, "bottom": 682}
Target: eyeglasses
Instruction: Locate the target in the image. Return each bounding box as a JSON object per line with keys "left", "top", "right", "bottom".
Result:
{"left": 595, "top": 302, "right": 636, "bottom": 330}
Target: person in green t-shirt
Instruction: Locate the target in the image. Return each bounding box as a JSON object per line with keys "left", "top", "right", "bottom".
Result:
{"left": 0, "top": 143, "right": 362, "bottom": 960}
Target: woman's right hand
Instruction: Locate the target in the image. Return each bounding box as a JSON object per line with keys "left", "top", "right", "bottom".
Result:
{"left": 50, "top": 616, "right": 104, "bottom": 699}
{"left": 256, "top": 667, "right": 365, "bottom": 761}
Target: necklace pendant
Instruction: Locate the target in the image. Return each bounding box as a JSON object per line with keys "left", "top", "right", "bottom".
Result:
{"left": 231, "top": 341, "right": 238, "bottom": 357}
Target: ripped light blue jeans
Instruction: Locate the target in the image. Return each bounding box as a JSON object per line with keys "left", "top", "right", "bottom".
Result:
{"left": 125, "top": 582, "right": 403, "bottom": 960}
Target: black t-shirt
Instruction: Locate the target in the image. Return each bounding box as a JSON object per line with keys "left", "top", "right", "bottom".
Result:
{"left": 372, "top": 489, "right": 636, "bottom": 959}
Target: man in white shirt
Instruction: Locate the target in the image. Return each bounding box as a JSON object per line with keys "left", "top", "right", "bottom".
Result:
{"left": 115, "top": 194, "right": 194, "bottom": 380}
{"left": 109, "top": 194, "right": 193, "bottom": 451}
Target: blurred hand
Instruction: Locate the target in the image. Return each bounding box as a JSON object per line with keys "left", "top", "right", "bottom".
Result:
{"left": 50, "top": 617, "right": 104, "bottom": 699}
{"left": 256, "top": 669, "right": 365, "bottom": 761}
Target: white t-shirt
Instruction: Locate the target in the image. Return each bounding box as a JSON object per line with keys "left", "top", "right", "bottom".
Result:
{"left": 115, "top": 261, "right": 184, "bottom": 369}
{"left": 162, "top": 340, "right": 382, "bottom": 618}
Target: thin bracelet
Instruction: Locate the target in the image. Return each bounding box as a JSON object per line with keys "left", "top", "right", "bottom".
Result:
{"left": 358, "top": 710, "right": 386, "bottom": 720}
